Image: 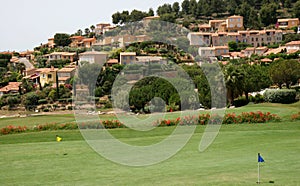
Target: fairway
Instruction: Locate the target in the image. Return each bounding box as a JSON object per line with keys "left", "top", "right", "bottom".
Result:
{"left": 1, "top": 121, "right": 300, "bottom": 185}
{"left": 1, "top": 102, "right": 300, "bottom": 129}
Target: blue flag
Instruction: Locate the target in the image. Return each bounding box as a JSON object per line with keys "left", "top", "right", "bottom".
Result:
{"left": 258, "top": 153, "right": 264, "bottom": 163}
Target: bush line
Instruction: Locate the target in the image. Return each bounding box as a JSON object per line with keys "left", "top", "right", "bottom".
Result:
{"left": 2, "top": 111, "right": 300, "bottom": 135}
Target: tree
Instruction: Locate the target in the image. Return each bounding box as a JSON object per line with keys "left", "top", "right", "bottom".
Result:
{"left": 199, "top": 0, "right": 212, "bottom": 16}
{"left": 181, "top": 0, "right": 190, "bottom": 15}
{"left": 293, "top": 1, "right": 300, "bottom": 19}
{"left": 227, "top": 0, "right": 238, "bottom": 15}
{"left": 148, "top": 8, "right": 154, "bottom": 16}
{"left": 130, "top": 9, "right": 147, "bottom": 22}
{"left": 112, "top": 12, "right": 122, "bottom": 24}
{"left": 172, "top": 2, "right": 180, "bottom": 16}
{"left": 228, "top": 41, "right": 238, "bottom": 52}
{"left": 211, "top": 0, "right": 226, "bottom": 15}
{"left": 78, "top": 63, "right": 102, "bottom": 95}
{"left": 16, "top": 62, "right": 26, "bottom": 75}
{"left": 54, "top": 33, "right": 71, "bottom": 47}
{"left": 247, "top": 8, "right": 261, "bottom": 29}
{"left": 84, "top": 28, "right": 90, "bottom": 36}
{"left": 0, "top": 54, "right": 11, "bottom": 69}
{"left": 7, "top": 96, "right": 20, "bottom": 110}
{"left": 75, "top": 29, "right": 83, "bottom": 36}
{"left": 90, "top": 25, "right": 95, "bottom": 32}
{"left": 157, "top": 4, "right": 172, "bottom": 16}
{"left": 269, "top": 59, "right": 300, "bottom": 89}
{"left": 20, "top": 79, "right": 33, "bottom": 94}
{"left": 241, "top": 64, "right": 271, "bottom": 101}
{"left": 189, "top": 0, "right": 198, "bottom": 16}
{"left": 223, "top": 64, "right": 245, "bottom": 105}
{"left": 260, "top": 3, "right": 278, "bottom": 27}
{"left": 160, "top": 13, "right": 176, "bottom": 23}
{"left": 236, "top": 2, "right": 252, "bottom": 28}
{"left": 120, "top": 11, "right": 130, "bottom": 24}
{"left": 94, "top": 86, "right": 103, "bottom": 97}
{"left": 23, "top": 92, "right": 39, "bottom": 111}
{"left": 284, "top": 0, "right": 292, "bottom": 8}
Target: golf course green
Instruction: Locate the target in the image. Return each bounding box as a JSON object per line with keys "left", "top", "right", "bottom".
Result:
{"left": 1, "top": 102, "right": 300, "bottom": 185}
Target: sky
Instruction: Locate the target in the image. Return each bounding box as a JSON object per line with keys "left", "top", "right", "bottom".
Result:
{"left": 0, "top": 0, "right": 182, "bottom": 52}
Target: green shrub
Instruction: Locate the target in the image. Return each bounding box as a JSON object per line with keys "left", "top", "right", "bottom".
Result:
{"left": 250, "top": 94, "right": 264, "bottom": 104}
{"left": 66, "top": 98, "right": 73, "bottom": 103}
{"left": 58, "top": 98, "right": 67, "bottom": 103}
{"left": 53, "top": 104, "right": 58, "bottom": 109}
{"left": 104, "top": 101, "right": 112, "bottom": 109}
{"left": 233, "top": 96, "right": 249, "bottom": 107}
{"left": 263, "top": 89, "right": 296, "bottom": 104}
{"left": 43, "top": 108, "right": 50, "bottom": 112}
{"left": 99, "top": 100, "right": 107, "bottom": 104}
{"left": 38, "top": 99, "right": 48, "bottom": 105}
{"left": 254, "top": 94, "right": 264, "bottom": 103}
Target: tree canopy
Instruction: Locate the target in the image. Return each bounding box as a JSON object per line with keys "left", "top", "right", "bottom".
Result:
{"left": 269, "top": 59, "right": 300, "bottom": 89}
{"left": 54, "top": 33, "right": 71, "bottom": 47}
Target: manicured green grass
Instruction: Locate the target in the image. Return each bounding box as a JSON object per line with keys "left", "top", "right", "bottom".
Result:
{"left": 0, "top": 114, "right": 76, "bottom": 128}
{"left": 1, "top": 102, "right": 300, "bottom": 129}
{"left": 227, "top": 102, "right": 300, "bottom": 121}
{"left": 1, "top": 121, "right": 300, "bottom": 185}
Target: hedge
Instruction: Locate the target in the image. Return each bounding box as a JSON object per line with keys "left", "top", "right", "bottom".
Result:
{"left": 263, "top": 89, "right": 296, "bottom": 104}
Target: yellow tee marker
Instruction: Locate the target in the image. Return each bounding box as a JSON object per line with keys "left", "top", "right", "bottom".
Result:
{"left": 56, "top": 135, "right": 62, "bottom": 142}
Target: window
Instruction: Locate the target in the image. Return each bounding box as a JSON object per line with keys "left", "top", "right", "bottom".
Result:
{"left": 48, "top": 74, "right": 52, "bottom": 79}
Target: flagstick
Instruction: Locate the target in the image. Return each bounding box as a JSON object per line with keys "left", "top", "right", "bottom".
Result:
{"left": 257, "top": 162, "right": 260, "bottom": 184}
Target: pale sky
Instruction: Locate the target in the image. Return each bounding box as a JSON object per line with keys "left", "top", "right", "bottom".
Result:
{"left": 0, "top": 0, "right": 182, "bottom": 52}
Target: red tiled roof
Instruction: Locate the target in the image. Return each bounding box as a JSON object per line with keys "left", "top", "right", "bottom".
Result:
{"left": 199, "top": 24, "right": 211, "bottom": 28}
{"left": 107, "top": 59, "right": 119, "bottom": 63}
{"left": 214, "top": 46, "right": 229, "bottom": 49}
{"left": 35, "top": 68, "right": 58, "bottom": 73}
{"left": 82, "top": 38, "right": 96, "bottom": 42}
{"left": 58, "top": 68, "right": 75, "bottom": 73}
{"left": 228, "top": 15, "right": 243, "bottom": 18}
{"left": 244, "top": 47, "right": 255, "bottom": 51}
{"left": 261, "top": 58, "right": 272, "bottom": 62}
{"left": 58, "top": 77, "right": 70, "bottom": 81}
{"left": 287, "top": 49, "right": 299, "bottom": 54}
{"left": 71, "top": 36, "right": 84, "bottom": 40}
{"left": 278, "top": 18, "right": 299, "bottom": 22}
{"left": 209, "top": 20, "right": 225, "bottom": 23}
{"left": 285, "top": 41, "right": 300, "bottom": 46}
{"left": 0, "top": 82, "right": 21, "bottom": 93}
